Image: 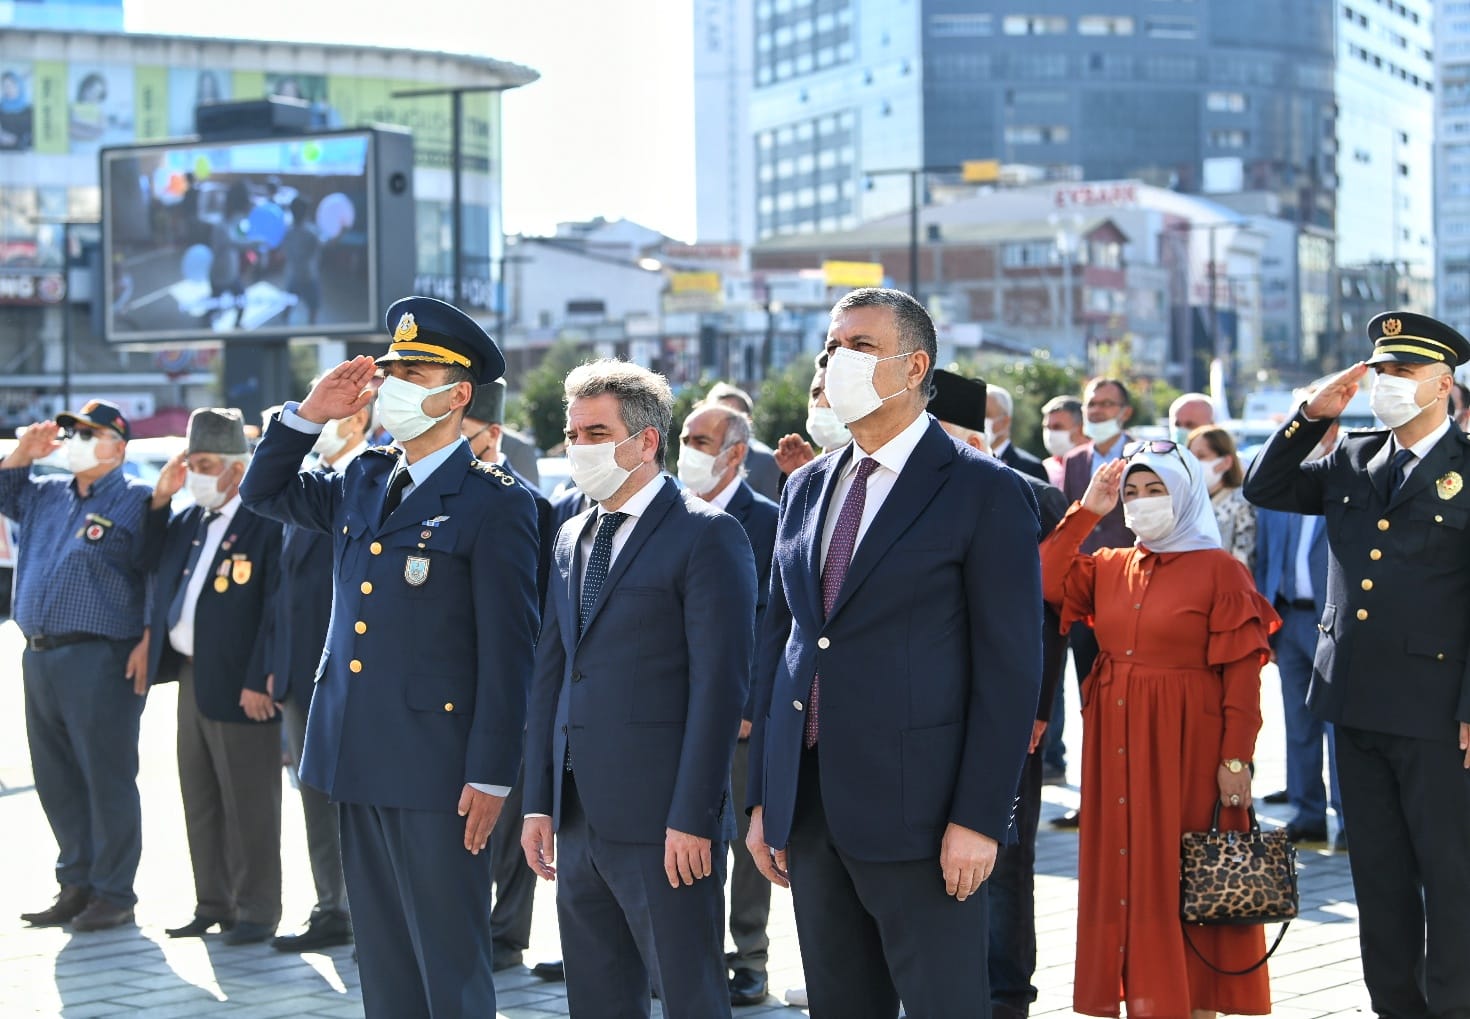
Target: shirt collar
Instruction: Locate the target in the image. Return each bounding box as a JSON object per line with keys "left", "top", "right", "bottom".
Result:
{"left": 846, "top": 410, "right": 930, "bottom": 479}
{"left": 212, "top": 493, "right": 243, "bottom": 523}
{"left": 1397, "top": 416, "right": 1452, "bottom": 461}
{"left": 400, "top": 438, "right": 466, "bottom": 488}
{"left": 73, "top": 464, "right": 125, "bottom": 499}
{"left": 596, "top": 470, "right": 665, "bottom": 524}
{"left": 992, "top": 438, "right": 1012, "bottom": 458}
{"left": 706, "top": 474, "right": 742, "bottom": 510}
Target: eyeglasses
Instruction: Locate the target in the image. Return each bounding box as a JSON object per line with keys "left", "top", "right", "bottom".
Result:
{"left": 66, "top": 427, "right": 105, "bottom": 441}
{"left": 1123, "top": 439, "right": 1192, "bottom": 480}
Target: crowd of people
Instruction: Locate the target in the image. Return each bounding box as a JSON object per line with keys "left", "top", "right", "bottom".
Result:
{"left": 4, "top": 289, "right": 1468, "bottom": 1019}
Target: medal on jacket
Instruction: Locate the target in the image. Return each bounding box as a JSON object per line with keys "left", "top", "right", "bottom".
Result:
{"left": 231, "top": 553, "right": 252, "bottom": 585}
{"left": 214, "top": 560, "right": 230, "bottom": 593}
{"left": 1437, "top": 471, "right": 1463, "bottom": 500}
{"left": 404, "top": 554, "right": 430, "bottom": 587}
{"left": 78, "top": 513, "right": 112, "bottom": 542}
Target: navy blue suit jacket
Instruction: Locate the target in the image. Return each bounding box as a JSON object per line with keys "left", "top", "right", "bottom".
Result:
{"left": 147, "top": 502, "right": 281, "bottom": 724}
{"left": 523, "top": 476, "right": 758, "bottom": 844}
{"left": 241, "top": 418, "right": 540, "bottom": 809}
{"left": 726, "top": 480, "right": 779, "bottom": 721}
{"left": 1253, "top": 506, "right": 1328, "bottom": 618}
{"left": 504, "top": 459, "right": 553, "bottom": 610}
{"left": 273, "top": 505, "right": 334, "bottom": 705}
{"left": 748, "top": 417, "right": 1044, "bottom": 861}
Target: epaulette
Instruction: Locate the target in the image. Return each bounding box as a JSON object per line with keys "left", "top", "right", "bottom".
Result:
{"left": 471, "top": 459, "right": 518, "bottom": 487}
{"left": 364, "top": 445, "right": 401, "bottom": 458}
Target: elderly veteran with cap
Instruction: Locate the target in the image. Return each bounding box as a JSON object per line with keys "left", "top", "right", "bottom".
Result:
{"left": 142, "top": 408, "right": 285, "bottom": 944}
{"left": 2, "top": 400, "right": 168, "bottom": 932}
{"left": 1244, "top": 310, "right": 1470, "bottom": 1019}
{"left": 241, "top": 296, "right": 540, "bottom": 1018}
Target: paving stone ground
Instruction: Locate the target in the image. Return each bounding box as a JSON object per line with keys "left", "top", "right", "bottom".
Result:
{"left": 0, "top": 618, "right": 1370, "bottom": 1017}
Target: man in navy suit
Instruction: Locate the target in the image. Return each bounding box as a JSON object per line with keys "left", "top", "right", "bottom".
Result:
{"left": 241, "top": 297, "right": 540, "bottom": 1019}
{"left": 677, "top": 401, "right": 779, "bottom": 1007}
{"left": 460, "top": 377, "right": 553, "bottom": 972}
{"left": 746, "top": 288, "right": 1042, "bottom": 1018}
{"left": 520, "top": 360, "right": 757, "bottom": 1019}
{"left": 1253, "top": 419, "right": 1344, "bottom": 848}
{"left": 268, "top": 400, "right": 373, "bottom": 953}
{"left": 144, "top": 409, "right": 284, "bottom": 945}
{"left": 985, "top": 383, "right": 1048, "bottom": 482}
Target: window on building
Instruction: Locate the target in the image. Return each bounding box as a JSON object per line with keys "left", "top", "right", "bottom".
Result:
{"left": 1209, "top": 129, "right": 1249, "bottom": 148}
{"left": 1145, "top": 17, "right": 1197, "bottom": 39}
{"left": 929, "top": 12, "right": 993, "bottom": 37}
{"left": 1206, "top": 91, "right": 1248, "bottom": 112}
{"left": 1002, "top": 15, "right": 1068, "bottom": 35}
{"left": 1078, "top": 15, "right": 1134, "bottom": 35}
{"left": 1005, "top": 124, "right": 1071, "bottom": 144}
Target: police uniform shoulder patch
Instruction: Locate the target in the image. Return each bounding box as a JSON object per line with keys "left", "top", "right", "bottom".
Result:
{"left": 364, "top": 445, "right": 401, "bottom": 459}
{"left": 472, "top": 459, "right": 518, "bottom": 487}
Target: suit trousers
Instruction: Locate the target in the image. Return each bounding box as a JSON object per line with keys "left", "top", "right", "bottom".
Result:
{"left": 283, "top": 692, "right": 348, "bottom": 917}
{"left": 729, "top": 736, "right": 772, "bottom": 976}
{"left": 557, "top": 771, "right": 731, "bottom": 1019}
{"left": 1336, "top": 725, "right": 1470, "bottom": 1019}
{"left": 489, "top": 767, "right": 535, "bottom": 954}
{"left": 21, "top": 638, "right": 144, "bottom": 908}
{"left": 1275, "top": 604, "right": 1342, "bottom": 831}
{"left": 988, "top": 749, "right": 1043, "bottom": 1014}
{"left": 339, "top": 801, "right": 496, "bottom": 1019}
{"left": 176, "top": 663, "right": 282, "bottom": 926}
{"left": 787, "top": 748, "right": 991, "bottom": 1019}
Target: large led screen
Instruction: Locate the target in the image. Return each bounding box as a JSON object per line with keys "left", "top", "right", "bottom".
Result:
{"left": 102, "top": 131, "right": 378, "bottom": 341}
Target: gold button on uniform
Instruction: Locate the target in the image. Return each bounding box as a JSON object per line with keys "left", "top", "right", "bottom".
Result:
{"left": 443, "top": 702, "right": 454, "bottom": 712}
{"left": 1361, "top": 579, "right": 1374, "bottom": 591}
{"left": 370, "top": 541, "right": 382, "bottom": 555}
{"left": 1437, "top": 653, "right": 1446, "bottom": 661}
{"left": 342, "top": 526, "right": 348, "bottom": 535}
{"left": 1370, "top": 549, "right": 1382, "bottom": 560}
{"left": 361, "top": 581, "right": 373, "bottom": 595}
{"left": 1378, "top": 519, "right": 1391, "bottom": 531}
{"left": 350, "top": 659, "right": 363, "bottom": 673}
{"left": 355, "top": 621, "right": 367, "bottom": 634}
{"left": 1435, "top": 515, "right": 1445, "bottom": 524}
{"left": 1356, "top": 608, "right": 1369, "bottom": 621}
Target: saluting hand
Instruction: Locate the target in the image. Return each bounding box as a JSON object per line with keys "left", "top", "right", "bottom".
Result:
{"left": 152, "top": 450, "right": 187, "bottom": 510}
{"left": 1080, "top": 458, "right": 1125, "bottom": 516}
{"left": 459, "top": 784, "right": 504, "bottom": 855}
{"left": 774, "top": 433, "right": 817, "bottom": 474}
{"left": 4, "top": 421, "right": 61, "bottom": 468}
{"left": 1304, "top": 362, "right": 1370, "bottom": 421}
{"left": 298, "top": 356, "right": 379, "bottom": 425}
{"left": 940, "top": 822, "right": 997, "bottom": 902}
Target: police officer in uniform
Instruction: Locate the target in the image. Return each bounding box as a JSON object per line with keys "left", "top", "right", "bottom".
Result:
{"left": 240, "top": 296, "right": 540, "bottom": 1018}
{"left": 1244, "top": 311, "right": 1470, "bottom": 1019}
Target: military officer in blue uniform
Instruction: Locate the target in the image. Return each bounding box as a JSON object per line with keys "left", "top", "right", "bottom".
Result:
{"left": 1244, "top": 311, "right": 1470, "bottom": 1019}
{"left": 240, "top": 296, "right": 540, "bottom": 1019}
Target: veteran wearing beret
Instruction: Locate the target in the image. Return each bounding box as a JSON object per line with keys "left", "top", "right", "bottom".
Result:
{"left": 143, "top": 408, "right": 285, "bottom": 944}
{"left": 1244, "top": 310, "right": 1470, "bottom": 1019}
{"left": 240, "top": 297, "right": 540, "bottom": 1018}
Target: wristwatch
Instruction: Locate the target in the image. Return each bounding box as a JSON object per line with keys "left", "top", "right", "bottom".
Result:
{"left": 1221, "top": 758, "right": 1248, "bottom": 774}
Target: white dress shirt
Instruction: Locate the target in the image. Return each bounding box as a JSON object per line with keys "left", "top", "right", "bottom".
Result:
{"left": 820, "top": 411, "right": 930, "bottom": 570}
{"left": 576, "top": 470, "right": 665, "bottom": 599}
{"left": 705, "top": 473, "right": 742, "bottom": 511}
{"left": 168, "top": 494, "right": 242, "bottom": 658}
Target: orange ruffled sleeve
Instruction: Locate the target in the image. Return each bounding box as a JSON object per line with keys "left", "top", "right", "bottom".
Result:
{"left": 1206, "top": 557, "right": 1283, "bottom": 763}
{"left": 1040, "top": 501, "right": 1101, "bottom": 636}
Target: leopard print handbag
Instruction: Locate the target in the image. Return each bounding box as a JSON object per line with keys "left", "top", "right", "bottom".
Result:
{"left": 1180, "top": 802, "right": 1298, "bottom": 975}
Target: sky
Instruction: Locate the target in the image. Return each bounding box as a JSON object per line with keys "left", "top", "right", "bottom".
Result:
{"left": 125, "top": 0, "right": 698, "bottom": 241}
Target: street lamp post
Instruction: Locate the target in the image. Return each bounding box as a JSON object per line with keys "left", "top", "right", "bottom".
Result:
{"left": 1166, "top": 219, "right": 1242, "bottom": 392}
{"left": 32, "top": 216, "right": 97, "bottom": 409}
{"left": 864, "top": 164, "right": 965, "bottom": 300}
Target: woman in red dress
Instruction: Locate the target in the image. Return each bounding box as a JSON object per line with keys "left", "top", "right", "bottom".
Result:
{"left": 1042, "top": 442, "right": 1281, "bottom": 1018}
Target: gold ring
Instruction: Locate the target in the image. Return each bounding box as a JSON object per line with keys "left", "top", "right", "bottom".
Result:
{"left": 1230, "top": 794, "right": 1241, "bottom": 805}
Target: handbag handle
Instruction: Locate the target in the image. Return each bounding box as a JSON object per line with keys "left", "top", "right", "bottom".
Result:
{"left": 1208, "top": 799, "right": 1261, "bottom": 835}
{"left": 1184, "top": 921, "right": 1290, "bottom": 976}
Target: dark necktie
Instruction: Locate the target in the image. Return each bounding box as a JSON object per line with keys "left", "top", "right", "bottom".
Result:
{"left": 579, "top": 511, "right": 628, "bottom": 638}
{"left": 806, "top": 457, "right": 878, "bottom": 749}
{"left": 1386, "top": 447, "right": 1414, "bottom": 502}
{"left": 167, "top": 510, "right": 221, "bottom": 630}
{"left": 381, "top": 465, "right": 411, "bottom": 523}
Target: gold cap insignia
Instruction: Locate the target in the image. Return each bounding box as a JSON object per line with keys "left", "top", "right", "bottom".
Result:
{"left": 394, "top": 313, "right": 418, "bottom": 342}
{"left": 1437, "top": 471, "right": 1463, "bottom": 501}
{"left": 1382, "top": 317, "right": 1402, "bottom": 337}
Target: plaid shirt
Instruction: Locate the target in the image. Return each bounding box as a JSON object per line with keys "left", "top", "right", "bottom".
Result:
{"left": 0, "top": 465, "right": 160, "bottom": 640}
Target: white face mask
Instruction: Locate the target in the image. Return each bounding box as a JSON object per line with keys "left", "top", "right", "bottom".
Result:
{"left": 1083, "top": 415, "right": 1122, "bottom": 444}
{"left": 568, "top": 433, "right": 642, "bottom": 503}
{"left": 1171, "top": 425, "right": 1192, "bottom": 446}
{"left": 1124, "top": 494, "right": 1175, "bottom": 543}
{"left": 984, "top": 419, "right": 998, "bottom": 447}
{"left": 805, "top": 406, "right": 851, "bottom": 450}
{"left": 66, "top": 435, "right": 103, "bottom": 474}
{"left": 1370, "top": 372, "right": 1434, "bottom": 429}
{"left": 824, "top": 347, "right": 912, "bottom": 424}
{"left": 187, "top": 469, "right": 230, "bottom": 510}
{"left": 376, "top": 376, "right": 456, "bottom": 443}
{"left": 1043, "top": 428, "right": 1075, "bottom": 458}
{"left": 312, "top": 420, "right": 349, "bottom": 461}
{"left": 677, "top": 446, "right": 728, "bottom": 495}
{"left": 1200, "top": 457, "right": 1231, "bottom": 492}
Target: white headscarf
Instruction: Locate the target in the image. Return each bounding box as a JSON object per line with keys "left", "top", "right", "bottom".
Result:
{"left": 1123, "top": 443, "right": 1222, "bottom": 553}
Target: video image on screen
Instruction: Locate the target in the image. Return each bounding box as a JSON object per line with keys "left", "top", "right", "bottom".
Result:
{"left": 103, "top": 132, "right": 376, "bottom": 341}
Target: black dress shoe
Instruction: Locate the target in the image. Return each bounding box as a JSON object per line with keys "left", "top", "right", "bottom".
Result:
{"left": 20, "top": 885, "right": 91, "bottom": 927}
{"left": 71, "top": 898, "right": 135, "bottom": 932}
{"left": 730, "top": 969, "right": 768, "bottom": 1007}
{"left": 531, "top": 960, "right": 565, "bottom": 982}
{"left": 1284, "top": 822, "right": 1329, "bottom": 844}
{"left": 1263, "top": 789, "right": 1289, "bottom": 805}
{"left": 271, "top": 912, "right": 353, "bottom": 952}
{"left": 1051, "top": 809, "right": 1081, "bottom": 830}
{"left": 224, "top": 921, "right": 276, "bottom": 946}
{"left": 166, "top": 915, "right": 235, "bottom": 938}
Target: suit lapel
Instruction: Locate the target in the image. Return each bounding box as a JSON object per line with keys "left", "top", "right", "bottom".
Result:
{"left": 1364, "top": 436, "right": 1397, "bottom": 504}
{"left": 1388, "top": 428, "right": 1460, "bottom": 510}
{"left": 577, "top": 477, "right": 678, "bottom": 642}
{"left": 827, "top": 420, "right": 952, "bottom": 623}
{"left": 807, "top": 446, "right": 853, "bottom": 622}
{"left": 557, "top": 509, "right": 595, "bottom": 653}
{"left": 726, "top": 481, "right": 752, "bottom": 526}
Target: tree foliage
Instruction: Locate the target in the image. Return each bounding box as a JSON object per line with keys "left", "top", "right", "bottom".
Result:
{"left": 509, "top": 340, "right": 586, "bottom": 453}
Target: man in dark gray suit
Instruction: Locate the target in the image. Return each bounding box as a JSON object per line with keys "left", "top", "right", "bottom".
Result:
{"left": 705, "top": 382, "right": 781, "bottom": 500}
{"left": 522, "top": 360, "right": 758, "bottom": 1019}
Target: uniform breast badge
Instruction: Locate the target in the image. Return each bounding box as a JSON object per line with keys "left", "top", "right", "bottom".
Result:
{"left": 1437, "top": 470, "right": 1463, "bottom": 500}
{"left": 404, "top": 555, "right": 430, "bottom": 586}
{"left": 231, "top": 554, "right": 253, "bottom": 585}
